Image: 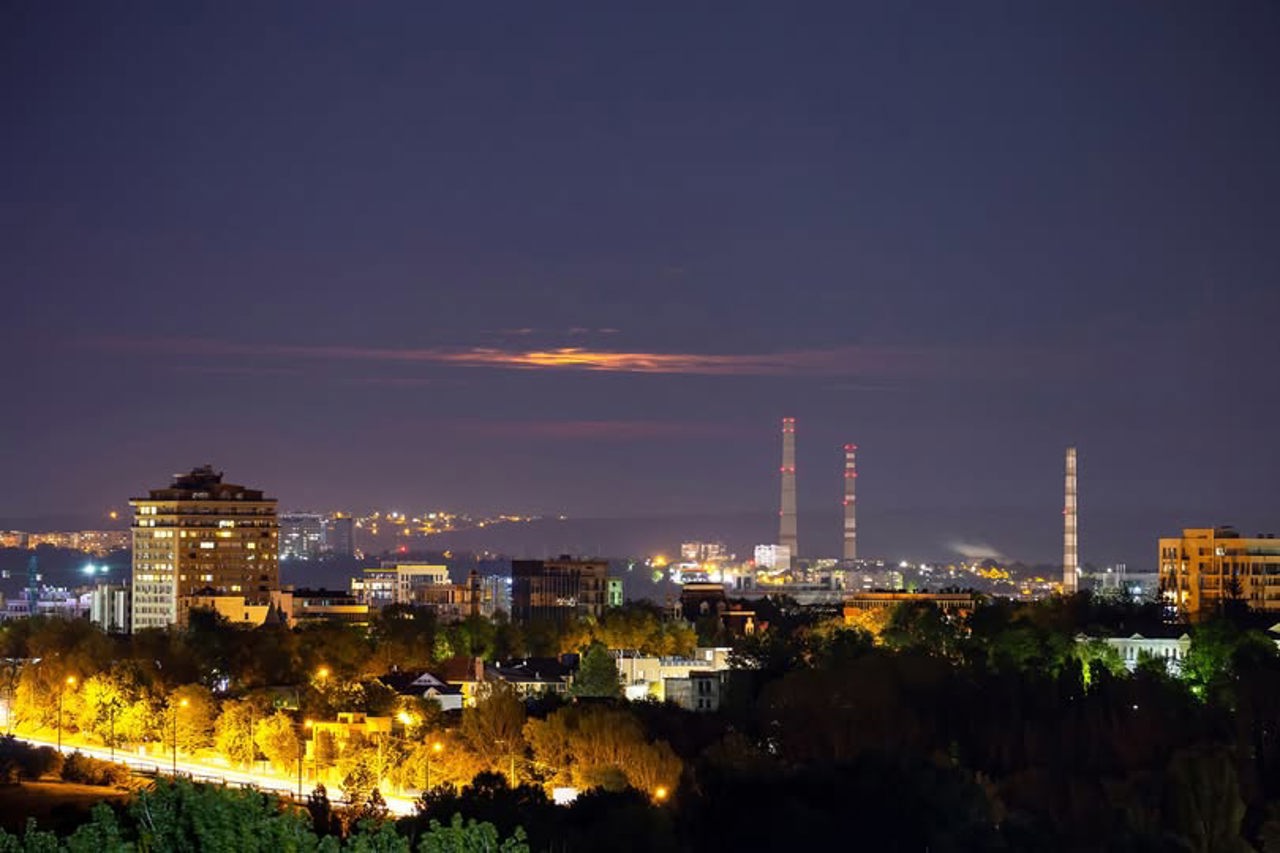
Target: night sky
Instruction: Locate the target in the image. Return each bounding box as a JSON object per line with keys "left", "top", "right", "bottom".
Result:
{"left": 3, "top": 3, "right": 1278, "bottom": 565}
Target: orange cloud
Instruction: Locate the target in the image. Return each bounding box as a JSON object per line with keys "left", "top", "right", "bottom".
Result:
{"left": 93, "top": 337, "right": 975, "bottom": 378}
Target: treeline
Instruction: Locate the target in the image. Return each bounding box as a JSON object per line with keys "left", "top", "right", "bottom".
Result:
{"left": 10, "top": 592, "right": 1280, "bottom": 849}
{"left": 0, "top": 778, "right": 532, "bottom": 852}
{"left": 0, "top": 601, "right": 694, "bottom": 695}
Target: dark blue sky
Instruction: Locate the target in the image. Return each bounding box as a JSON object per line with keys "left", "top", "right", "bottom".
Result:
{"left": 3, "top": 2, "right": 1278, "bottom": 564}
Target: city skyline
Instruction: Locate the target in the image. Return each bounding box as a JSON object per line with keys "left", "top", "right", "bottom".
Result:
{"left": 4, "top": 4, "right": 1278, "bottom": 566}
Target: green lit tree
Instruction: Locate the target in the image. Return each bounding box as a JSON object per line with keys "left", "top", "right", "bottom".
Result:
{"left": 571, "top": 643, "right": 622, "bottom": 699}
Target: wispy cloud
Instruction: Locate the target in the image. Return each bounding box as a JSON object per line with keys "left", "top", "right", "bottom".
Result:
{"left": 97, "top": 337, "right": 956, "bottom": 377}
{"left": 948, "top": 541, "right": 1007, "bottom": 562}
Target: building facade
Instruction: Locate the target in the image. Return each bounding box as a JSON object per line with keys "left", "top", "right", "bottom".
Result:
{"left": 510, "top": 556, "right": 610, "bottom": 623}
{"left": 351, "top": 563, "right": 451, "bottom": 608}
{"left": 1160, "top": 526, "right": 1280, "bottom": 619}
{"left": 324, "top": 515, "right": 355, "bottom": 557}
{"left": 754, "top": 544, "right": 791, "bottom": 572}
{"left": 130, "top": 466, "right": 279, "bottom": 631}
{"left": 279, "top": 512, "right": 326, "bottom": 560}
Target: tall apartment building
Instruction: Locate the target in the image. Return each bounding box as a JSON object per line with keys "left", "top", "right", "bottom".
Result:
{"left": 280, "top": 512, "right": 326, "bottom": 560}
{"left": 324, "top": 515, "right": 355, "bottom": 557}
{"left": 1159, "top": 526, "right": 1280, "bottom": 619}
{"left": 510, "top": 556, "right": 610, "bottom": 623}
{"left": 130, "top": 466, "right": 279, "bottom": 631}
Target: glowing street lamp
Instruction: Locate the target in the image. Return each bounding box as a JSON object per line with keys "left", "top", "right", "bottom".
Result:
{"left": 654, "top": 785, "right": 669, "bottom": 803}
{"left": 57, "top": 675, "right": 76, "bottom": 752}
{"left": 425, "top": 740, "right": 444, "bottom": 792}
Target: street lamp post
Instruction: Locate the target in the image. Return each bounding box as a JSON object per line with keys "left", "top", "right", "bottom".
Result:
{"left": 171, "top": 697, "right": 189, "bottom": 776}
{"left": 57, "top": 675, "right": 76, "bottom": 752}
{"left": 425, "top": 740, "right": 443, "bottom": 792}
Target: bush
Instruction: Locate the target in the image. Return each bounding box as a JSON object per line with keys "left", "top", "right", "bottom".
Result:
{"left": 0, "top": 736, "right": 62, "bottom": 780}
{"left": 60, "top": 751, "right": 130, "bottom": 787}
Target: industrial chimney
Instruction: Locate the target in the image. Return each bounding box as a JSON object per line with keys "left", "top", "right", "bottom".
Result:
{"left": 779, "top": 418, "right": 798, "bottom": 564}
{"left": 842, "top": 444, "right": 857, "bottom": 562}
{"left": 1063, "top": 447, "right": 1078, "bottom": 593}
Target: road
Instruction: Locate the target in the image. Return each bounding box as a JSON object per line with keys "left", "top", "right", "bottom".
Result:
{"left": 8, "top": 732, "right": 419, "bottom": 816}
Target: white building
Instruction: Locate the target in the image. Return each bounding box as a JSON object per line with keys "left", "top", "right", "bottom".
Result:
{"left": 89, "top": 583, "right": 131, "bottom": 633}
{"left": 754, "top": 544, "right": 791, "bottom": 572}
{"left": 351, "top": 563, "right": 451, "bottom": 608}
{"left": 613, "top": 647, "right": 732, "bottom": 701}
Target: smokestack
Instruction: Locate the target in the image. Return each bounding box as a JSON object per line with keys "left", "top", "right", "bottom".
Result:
{"left": 842, "top": 444, "right": 857, "bottom": 562}
{"left": 1064, "top": 446, "right": 1078, "bottom": 593}
{"left": 779, "top": 418, "right": 798, "bottom": 563}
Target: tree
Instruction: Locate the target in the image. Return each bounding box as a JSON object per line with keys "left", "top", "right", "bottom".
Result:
{"left": 171, "top": 684, "right": 218, "bottom": 752}
{"left": 418, "top": 814, "right": 529, "bottom": 853}
{"left": 1163, "top": 745, "right": 1251, "bottom": 853}
{"left": 524, "top": 706, "right": 681, "bottom": 796}
{"left": 571, "top": 643, "right": 622, "bottom": 699}
{"left": 460, "top": 683, "right": 526, "bottom": 781}
{"left": 214, "top": 697, "right": 269, "bottom": 767}
{"left": 254, "top": 711, "right": 301, "bottom": 774}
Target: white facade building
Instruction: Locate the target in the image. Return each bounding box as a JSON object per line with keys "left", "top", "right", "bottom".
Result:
{"left": 754, "top": 544, "right": 791, "bottom": 572}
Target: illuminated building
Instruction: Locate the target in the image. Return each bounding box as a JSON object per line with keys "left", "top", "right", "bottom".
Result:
{"left": 754, "top": 544, "right": 791, "bottom": 572}
{"left": 842, "top": 591, "right": 979, "bottom": 623}
{"left": 290, "top": 588, "right": 369, "bottom": 625}
{"left": 129, "top": 466, "right": 279, "bottom": 631}
{"left": 89, "top": 583, "right": 131, "bottom": 633}
{"left": 351, "top": 563, "right": 451, "bottom": 608}
{"left": 614, "top": 647, "right": 733, "bottom": 701}
{"left": 680, "top": 541, "right": 726, "bottom": 562}
{"left": 1159, "top": 526, "right": 1280, "bottom": 619}
{"left": 280, "top": 512, "right": 325, "bottom": 560}
{"left": 510, "top": 556, "right": 610, "bottom": 623}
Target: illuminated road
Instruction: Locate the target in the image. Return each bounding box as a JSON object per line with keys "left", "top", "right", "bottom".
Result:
{"left": 9, "top": 733, "right": 419, "bottom": 816}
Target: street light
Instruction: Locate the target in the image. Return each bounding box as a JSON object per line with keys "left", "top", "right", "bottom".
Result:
{"left": 654, "top": 785, "right": 669, "bottom": 803}
{"left": 171, "top": 697, "right": 189, "bottom": 776}
{"left": 425, "top": 740, "right": 443, "bottom": 792}
{"left": 57, "top": 676, "right": 76, "bottom": 752}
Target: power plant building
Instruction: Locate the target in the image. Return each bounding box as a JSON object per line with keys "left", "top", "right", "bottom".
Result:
{"left": 130, "top": 466, "right": 279, "bottom": 631}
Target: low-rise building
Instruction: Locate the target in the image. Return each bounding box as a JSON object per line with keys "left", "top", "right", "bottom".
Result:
{"left": 614, "top": 647, "right": 732, "bottom": 702}
{"left": 291, "top": 588, "right": 370, "bottom": 625}
{"left": 842, "top": 591, "right": 980, "bottom": 624}
{"left": 487, "top": 657, "right": 574, "bottom": 699}
{"left": 377, "top": 671, "right": 465, "bottom": 712}
{"left": 664, "top": 670, "right": 727, "bottom": 712}
{"left": 1079, "top": 631, "right": 1192, "bottom": 675}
